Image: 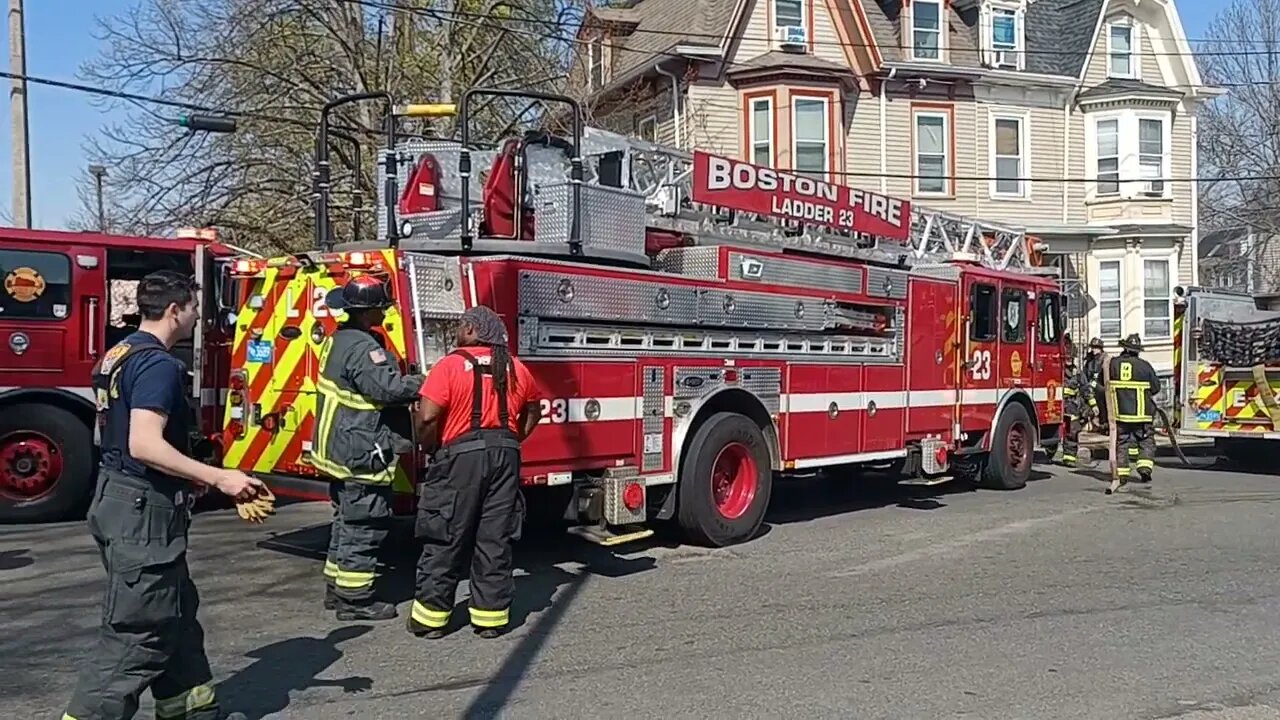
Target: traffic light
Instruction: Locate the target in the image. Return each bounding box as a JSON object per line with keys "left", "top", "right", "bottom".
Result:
{"left": 177, "top": 114, "right": 238, "bottom": 133}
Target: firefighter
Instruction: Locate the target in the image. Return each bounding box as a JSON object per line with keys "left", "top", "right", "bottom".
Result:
{"left": 409, "top": 306, "right": 541, "bottom": 639}
{"left": 311, "top": 275, "right": 424, "bottom": 621}
{"left": 1059, "top": 356, "right": 1086, "bottom": 466}
{"left": 1082, "top": 337, "right": 1105, "bottom": 424}
{"left": 1097, "top": 333, "right": 1161, "bottom": 483}
{"left": 64, "top": 271, "right": 262, "bottom": 720}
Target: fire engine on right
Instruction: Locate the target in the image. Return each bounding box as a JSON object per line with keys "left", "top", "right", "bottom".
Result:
{"left": 219, "top": 89, "right": 1066, "bottom": 548}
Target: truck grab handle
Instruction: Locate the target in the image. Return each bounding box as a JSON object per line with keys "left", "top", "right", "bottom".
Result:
{"left": 457, "top": 88, "right": 584, "bottom": 256}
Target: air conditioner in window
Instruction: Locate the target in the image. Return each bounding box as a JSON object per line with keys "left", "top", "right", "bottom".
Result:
{"left": 775, "top": 25, "right": 808, "bottom": 53}
{"left": 1142, "top": 180, "right": 1166, "bottom": 197}
{"left": 991, "top": 49, "right": 1018, "bottom": 68}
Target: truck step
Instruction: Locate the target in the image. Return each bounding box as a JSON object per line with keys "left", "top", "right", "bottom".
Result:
{"left": 897, "top": 476, "right": 954, "bottom": 487}
{"left": 567, "top": 524, "right": 656, "bottom": 547}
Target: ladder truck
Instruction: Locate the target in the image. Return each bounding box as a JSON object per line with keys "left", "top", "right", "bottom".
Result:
{"left": 219, "top": 89, "right": 1067, "bottom": 547}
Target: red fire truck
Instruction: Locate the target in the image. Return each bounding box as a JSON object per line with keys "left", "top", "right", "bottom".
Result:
{"left": 220, "top": 90, "right": 1066, "bottom": 547}
{"left": 0, "top": 227, "right": 232, "bottom": 523}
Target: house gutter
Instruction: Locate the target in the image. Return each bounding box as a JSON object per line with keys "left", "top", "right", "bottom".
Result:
{"left": 654, "top": 63, "right": 682, "bottom": 148}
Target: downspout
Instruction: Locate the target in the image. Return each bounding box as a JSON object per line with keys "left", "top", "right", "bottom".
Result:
{"left": 880, "top": 69, "right": 894, "bottom": 193}
{"left": 655, "top": 63, "right": 682, "bottom": 148}
{"left": 1062, "top": 96, "right": 1071, "bottom": 224}
{"left": 1190, "top": 113, "right": 1200, "bottom": 286}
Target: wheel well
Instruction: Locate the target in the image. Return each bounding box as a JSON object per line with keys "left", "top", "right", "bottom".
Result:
{"left": 988, "top": 391, "right": 1038, "bottom": 449}
{"left": 657, "top": 388, "right": 780, "bottom": 521}
{"left": 0, "top": 388, "right": 96, "bottom": 430}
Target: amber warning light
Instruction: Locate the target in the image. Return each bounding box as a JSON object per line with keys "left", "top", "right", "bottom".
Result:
{"left": 691, "top": 151, "right": 911, "bottom": 241}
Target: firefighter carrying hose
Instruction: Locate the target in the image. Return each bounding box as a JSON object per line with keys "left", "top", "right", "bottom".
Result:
{"left": 1097, "top": 333, "right": 1160, "bottom": 483}
{"left": 310, "top": 275, "right": 424, "bottom": 621}
{"left": 65, "top": 271, "right": 262, "bottom": 720}
{"left": 409, "top": 306, "right": 541, "bottom": 639}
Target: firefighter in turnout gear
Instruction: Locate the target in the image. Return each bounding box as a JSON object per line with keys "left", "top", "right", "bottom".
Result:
{"left": 1082, "top": 337, "right": 1105, "bottom": 429}
{"left": 65, "top": 271, "right": 262, "bottom": 720}
{"left": 1059, "top": 357, "right": 1089, "bottom": 466}
{"left": 1097, "top": 333, "right": 1161, "bottom": 483}
{"left": 409, "top": 306, "right": 542, "bottom": 639}
{"left": 311, "top": 275, "right": 424, "bottom": 621}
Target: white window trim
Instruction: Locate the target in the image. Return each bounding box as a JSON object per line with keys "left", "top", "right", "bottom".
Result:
{"left": 1106, "top": 18, "right": 1139, "bottom": 80}
{"left": 982, "top": 2, "right": 1024, "bottom": 71}
{"left": 588, "top": 38, "right": 604, "bottom": 90}
{"left": 1085, "top": 109, "right": 1173, "bottom": 201}
{"left": 1095, "top": 253, "right": 1125, "bottom": 340}
{"left": 773, "top": 0, "right": 808, "bottom": 46}
{"left": 1140, "top": 249, "right": 1176, "bottom": 340}
{"left": 909, "top": 0, "right": 945, "bottom": 62}
{"left": 748, "top": 96, "right": 774, "bottom": 167}
{"left": 988, "top": 110, "right": 1031, "bottom": 200}
{"left": 636, "top": 114, "right": 658, "bottom": 141}
{"left": 791, "top": 95, "right": 830, "bottom": 178}
{"left": 913, "top": 109, "right": 951, "bottom": 197}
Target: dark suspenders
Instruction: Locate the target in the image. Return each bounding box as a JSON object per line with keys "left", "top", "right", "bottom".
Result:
{"left": 450, "top": 348, "right": 510, "bottom": 432}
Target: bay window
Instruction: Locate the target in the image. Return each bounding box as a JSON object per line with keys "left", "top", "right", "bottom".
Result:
{"left": 1143, "top": 258, "right": 1172, "bottom": 338}
{"left": 749, "top": 97, "right": 773, "bottom": 166}
{"left": 1099, "top": 260, "right": 1122, "bottom": 339}
{"left": 1088, "top": 112, "right": 1172, "bottom": 200}
{"left": 1095, "top": 118, "right": 1119, "bottom": 197}
{"left": 793, "top": 97, "right": 828, "bottom": 177}
{"left": 1139, "top": 118, "right": 1165, "bottom": 195}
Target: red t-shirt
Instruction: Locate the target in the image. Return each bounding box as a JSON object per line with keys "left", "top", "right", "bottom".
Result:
{"left": 419, "top": 347, "right": 541, "bottom": 445}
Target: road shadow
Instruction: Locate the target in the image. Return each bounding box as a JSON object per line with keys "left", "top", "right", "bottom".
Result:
{"left": 216, "top": 625, "right": 374, "bottom": 719}
{"left": 0, "top": 548, "right": 33, "bottom": 571}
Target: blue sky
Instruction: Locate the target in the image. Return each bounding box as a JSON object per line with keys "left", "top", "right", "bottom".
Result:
{"left": 0, "top": 0, "right": 1218, "bottom": 230}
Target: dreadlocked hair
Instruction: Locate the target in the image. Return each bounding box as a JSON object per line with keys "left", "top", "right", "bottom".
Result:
{"left": 461, "top": 306, "right": 513, "bottom": 398}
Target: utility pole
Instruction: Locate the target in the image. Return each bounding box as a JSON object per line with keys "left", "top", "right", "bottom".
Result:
{"left": 88, "top": 164, "right": 107, "bottom": 232}
{"left": 8, "top": 0, "right": 31, "bottom": 228}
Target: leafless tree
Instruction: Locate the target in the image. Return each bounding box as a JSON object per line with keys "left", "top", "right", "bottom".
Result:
{"left": 76, "top": 0, "right": 575, "bottom": 251}
{"left": 1197, "top": 0, "right": 1280, "bottom": 237}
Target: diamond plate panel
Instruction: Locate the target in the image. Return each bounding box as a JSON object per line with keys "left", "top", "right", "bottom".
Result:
{"left": 727, "top": 251, "right": 864, "bottom": 295}
{"left": 405, "top": 254, "right": 465, "bottom": 318}
{"left": 534, "top": 182, "right": 648, "bottom": 262}
{"left": 602, "top": 466, "right": 646, "bottom": 525}
{"left": 642, "top": 366, "right": 665, "bottom": 472}
{"left": 652, "top": 247, "right": 720, "bottom": 278}
{"left": 519, "top": 271, "right": 700, "bottom": 324}
{"left": 894, "top": 306, "right": 906, "bottom": 360}
{"left": 741, "top": 367, "right": 782, "bottom": 413}
{"left": 674, "top": 367, "right": 725, "bottom": 400}
{"left": 866, "top": 266, "right": 909, "bottom": 299}
{"left": 699, "top": 288, "right": 828, "bottom": 332}
{"left": 921, "top": 436, "right": 948, "bottom": 474}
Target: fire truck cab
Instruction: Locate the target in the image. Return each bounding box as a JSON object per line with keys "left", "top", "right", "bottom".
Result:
{"left": 220, "top": 89, "right": 1065, "bottom": 547}
{"left": 0, "top": 228, "right": 231, "bottom": 523}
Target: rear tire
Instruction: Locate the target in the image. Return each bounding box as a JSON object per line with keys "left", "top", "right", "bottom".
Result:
{"left": 979, "top": 403, "right": 1034, "bottom": 490}
{"left": 0, "top": 405, "right": 94, "bottom": 523}
{"left": 677, "top": 412, "right": 772, "bottom": 547}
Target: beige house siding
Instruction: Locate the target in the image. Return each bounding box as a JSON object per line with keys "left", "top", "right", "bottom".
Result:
{"left": 591, "top": 86, "right": 678, "bottom": 146}
{"left": 846, "top": 90, "right": 883, "bottom": 192}
{"left": 686, "top": 82, "right": 741, "bottom": 156}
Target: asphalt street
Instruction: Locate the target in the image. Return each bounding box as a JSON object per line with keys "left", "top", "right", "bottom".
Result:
{"left": 5, "top": 448, "right": 1280, "bottom": 720}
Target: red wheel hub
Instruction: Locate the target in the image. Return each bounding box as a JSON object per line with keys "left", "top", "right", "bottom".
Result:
{"left": 0, "top": 431, "right": 63, "bottom": 501}
{"left": 711, "top": 442, "right": 758, "bottom": 520}
{"left": 1006, "top": 422, "right": 1030, "bottom": 473}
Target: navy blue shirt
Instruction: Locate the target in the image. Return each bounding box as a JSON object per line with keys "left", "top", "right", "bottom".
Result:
{"left": 99, "top": 331, "right": 190, "bottom": 481}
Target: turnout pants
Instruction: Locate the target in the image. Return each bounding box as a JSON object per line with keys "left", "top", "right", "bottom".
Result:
{"left": 323, "top": 480, "right": 392, "bottom": 602}
{"left": 64, "top": 470, "right": 223, "bottom": 720}
{"left": 412, "top": 443, "right": 524, "bottom": 631}
{"left": 1060, "top": 414, "right": 1083, "bottom": 464}
{"left": 1117, "top": 422, "right": 1157, "bottom": 479}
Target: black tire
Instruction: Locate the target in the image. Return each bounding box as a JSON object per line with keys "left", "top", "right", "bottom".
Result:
{"left": 979, "top": 403, "right": 1035, "bottom": 490}
{"left": 677, "top": 412, "right": 772, "bottom": 547}
{"left": 0, "top": 405, "right": 95, "bottom": 523}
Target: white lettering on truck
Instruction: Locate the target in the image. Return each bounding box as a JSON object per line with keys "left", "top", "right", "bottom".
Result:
{"left": 706, "top": 155, "right": 904, "bottom": 229}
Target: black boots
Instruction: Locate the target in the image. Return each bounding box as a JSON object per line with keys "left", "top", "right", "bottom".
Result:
{"left": 335, "top": 598, "right": 398, "bottom": 621}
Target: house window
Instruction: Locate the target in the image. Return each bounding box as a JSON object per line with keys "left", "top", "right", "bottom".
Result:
{"left": 912, "top": 0, "right": 942, "bottom": 61}
{"left": 1095, "top": 118, "right": 1120, "bottom": 197}
{"left": 991, "top": 8, "right": 1019, "bottom": 66}
{"left": 1108, "top": 23, "right": 1135, "bottom": 78}
{"left": 749, "top": 96, "right": 773, "bottom": 166}
{"left": 793, "top": 97, "right": 828, "bottom": 177}
{"left": 1099, "top": 259, "right": 1122, "bottom": 338}
{"left": 991, "top": 115, "right": 1026, "bottom": 197}
{"left": 914, "top": 111, "right": 949, "bottom": 195}
{"left": 0, "top": 249, "right": 72, "bottom": 321}
{"left": 636, "top": 115, "right": 657, "bottom": 142}
{"left": 1139, "top": 117, "right": 1166, "bottom": 196}
{"left": 1143, "top": 258, "right": 1172, "bottom": 338}
{"left": 774, "top": 0, "right": 805, "bottom": 31}
{"left": 589, "top": 39, "right": 604, "bottom": 89}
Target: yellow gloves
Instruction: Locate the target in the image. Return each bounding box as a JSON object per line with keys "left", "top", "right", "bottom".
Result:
{"left": 235, "top": 487, "right": 276, "bottom": 524}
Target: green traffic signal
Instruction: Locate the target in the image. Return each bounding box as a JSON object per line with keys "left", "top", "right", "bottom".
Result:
{"left": 177, "top": 114, "right": 238, "bottom": 133}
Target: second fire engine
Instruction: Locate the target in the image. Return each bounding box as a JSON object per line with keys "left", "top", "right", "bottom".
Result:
{"left": 220, "top": 89, "right": 1066, "bottom": 547}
